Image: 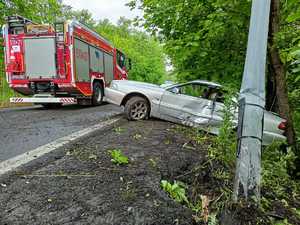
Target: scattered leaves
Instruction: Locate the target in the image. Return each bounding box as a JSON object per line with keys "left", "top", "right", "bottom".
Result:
{"left": 88, "top": 153, "right": 97, "bottom": 160}
{"left": 114, "top": 127, "right": 125, "bottom": 134}
{"left": 133, "top": 133, "right": 142, "bottom": 140}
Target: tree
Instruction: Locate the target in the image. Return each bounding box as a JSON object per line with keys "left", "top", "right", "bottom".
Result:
{"left": 130, "top": 0, "right": 300, "bottom": 173}
{"left": 63, "top": 8, "right": 96, "bottom": 27}
{"left": 95, "top": 18, "right": 166, "bottom": 84}
{"left": 268, "top": 0, "right": 300, "bottom": 173}
{"left": 269, "top": 0, "right": 297, "bottom": 147}
{"left": 1, "top": 0, "right": 63, "bottom": 24}
{"left": 128, "top": 0, "right": 251, "bottom": 86}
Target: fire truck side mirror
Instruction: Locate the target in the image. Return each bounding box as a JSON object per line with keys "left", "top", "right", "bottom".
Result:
{"left": 128, "top": 58, "right": 132, "bottom": 70}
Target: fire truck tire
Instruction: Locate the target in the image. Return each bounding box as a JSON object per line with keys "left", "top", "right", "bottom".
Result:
{"left": 92, "top": 82, "right": 104, "bottom": 106}
{"left": 124, "top": 96, "right": 150, "bottom": 121}
{"left": 41, "top": 103, "right": 63, "bottom": 109}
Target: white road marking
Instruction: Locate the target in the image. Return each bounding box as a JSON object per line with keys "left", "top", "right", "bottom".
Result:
{"left": 0, "top": 117, "right": 121, "bottom": 176}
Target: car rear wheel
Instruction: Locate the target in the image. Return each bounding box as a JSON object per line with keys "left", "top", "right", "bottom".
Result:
{"left": 92, "top": 82, "right": 104, "bottom": 106}
{"left": 124, "top": 96, "right": 150, "bottom": 121}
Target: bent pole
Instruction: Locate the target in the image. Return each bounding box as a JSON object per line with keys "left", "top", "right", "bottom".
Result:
{"left": 233, "top": 0, "right": 271, "bottom": 202}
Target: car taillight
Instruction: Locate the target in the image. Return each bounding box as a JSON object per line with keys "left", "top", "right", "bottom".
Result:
{"left": 278, "top": 121, "right": 287, "bottom": 130}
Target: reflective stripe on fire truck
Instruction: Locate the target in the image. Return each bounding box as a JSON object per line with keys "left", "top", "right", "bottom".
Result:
{"left": 59, "top": 98, "right": 76, "bottom": 103}
{"left": 10, "top": 97, "right": 77, "bottom": 103}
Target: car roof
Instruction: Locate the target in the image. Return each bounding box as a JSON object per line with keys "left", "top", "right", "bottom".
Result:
{"left": 185, "top": 80, "right": 222, "bottom": 88}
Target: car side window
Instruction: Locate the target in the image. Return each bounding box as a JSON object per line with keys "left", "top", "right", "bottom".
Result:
{"left": 169, "top": 84, "right": 207, "bottom": 98}
{"left": 168, "top": 84, "right": 225, "bottom": 102}
{"left": 181, "top": 84, "right": 206, "bottom": 97}
{"left": 207, "top": 90, "right": 225, "bottom": 103}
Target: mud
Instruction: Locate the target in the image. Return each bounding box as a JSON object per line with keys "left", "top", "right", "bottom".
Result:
{"left": 0, "top": 119, "right": 207, "bottom": 225}
{"left": 0, "top": 118, "right": 299, "bottom": 225}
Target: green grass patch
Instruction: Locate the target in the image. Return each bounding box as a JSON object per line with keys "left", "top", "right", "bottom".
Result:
{"left": 109, "top": 149, "right": 129, "bottom": 165}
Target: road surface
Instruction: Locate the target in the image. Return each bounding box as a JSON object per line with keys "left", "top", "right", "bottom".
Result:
{"left": 0, "top": 104, "right": 121, "bottom": 162}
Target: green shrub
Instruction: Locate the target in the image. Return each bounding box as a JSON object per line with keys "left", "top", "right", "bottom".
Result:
{"left": 208, "top": 89, "right": 238, "bottom": 167}
{"left": 109, "top": 149, "right": 129, "bottom": 165}
{"left": 161, "top": 180, "right": 189, "bottom": 204}
{"left": 262, "top": 142, "right": 299, "bottom": 200}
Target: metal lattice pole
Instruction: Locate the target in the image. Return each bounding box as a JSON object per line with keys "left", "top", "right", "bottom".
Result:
{"left": 233, "top": 0, "right": 271, "bottom": 202}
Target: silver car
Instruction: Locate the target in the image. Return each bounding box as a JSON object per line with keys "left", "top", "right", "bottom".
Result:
{"left": 105, "top": 80, "right": 287, "bottom": 145}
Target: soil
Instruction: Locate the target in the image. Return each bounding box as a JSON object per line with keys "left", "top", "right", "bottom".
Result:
{"left": 0, "top": 119, "right": 207, "bottom": 225}
{"left": 0, "top": 119, "right": 299, "bottom": 225}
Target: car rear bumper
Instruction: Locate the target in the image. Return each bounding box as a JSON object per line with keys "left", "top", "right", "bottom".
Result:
{"left": 262, "top": 131, "right": 286, "bottom": 146}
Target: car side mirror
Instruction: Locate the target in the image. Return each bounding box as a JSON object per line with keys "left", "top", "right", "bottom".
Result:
{"left": 128, "top": 58, "right": 132, "bottom": 70}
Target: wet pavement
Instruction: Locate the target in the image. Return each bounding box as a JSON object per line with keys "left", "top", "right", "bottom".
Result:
{"left": 0, "top": 104, "right": 121, "bottom": 162}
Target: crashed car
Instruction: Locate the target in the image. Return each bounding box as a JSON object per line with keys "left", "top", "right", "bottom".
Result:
{"left": 105, "top": 80, "right": 287, "bottom": 145}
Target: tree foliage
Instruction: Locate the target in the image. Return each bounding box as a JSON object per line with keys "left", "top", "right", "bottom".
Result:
{"left": 1, "top": 0, "right": 63, "bottom": 24}
{"left": 130, "top": 0, "right": 300, "bottom": 161}
{"left": 128, "top": 0, "right": 252, "bottom": 86}
{"left": 95, "top": 18, "right": 166, "bottom": 84}
{"left": 279, "top": 0, "right": 300, "bottom": 141}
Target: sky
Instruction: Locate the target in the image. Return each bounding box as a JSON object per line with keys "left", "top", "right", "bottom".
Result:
{"left": 63, "top": 0, "right": 142, "bottom": 24}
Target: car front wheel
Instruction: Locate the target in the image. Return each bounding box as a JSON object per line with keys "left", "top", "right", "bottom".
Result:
{"left": 124, "top": 96, "right": 150, "bottom": 121}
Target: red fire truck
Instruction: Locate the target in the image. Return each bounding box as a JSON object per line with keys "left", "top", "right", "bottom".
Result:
{"left": 3, "top": 15, "right": 129, "bottom": 107}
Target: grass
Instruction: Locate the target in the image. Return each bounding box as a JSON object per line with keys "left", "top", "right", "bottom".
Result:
{"left": 0, "top": 44, "right": 22, "bottom": 108}
{"left": 0, "top": 74, "right": 15, "bottom": 107}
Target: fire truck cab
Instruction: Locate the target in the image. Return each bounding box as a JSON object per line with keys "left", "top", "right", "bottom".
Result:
{"left": 3, "top": 15, "right": 129, "bottom": 107}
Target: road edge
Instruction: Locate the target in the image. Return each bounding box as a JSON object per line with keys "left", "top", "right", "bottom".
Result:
{"left": 0, "top": 116, "right": 121, "bottom": 176}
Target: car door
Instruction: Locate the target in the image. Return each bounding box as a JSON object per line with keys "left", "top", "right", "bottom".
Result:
{"left": 159, "top": 83, "right": 215, "bottom": 128}
{"left": 158, "top": 87, "right": 187, "bottom": 124}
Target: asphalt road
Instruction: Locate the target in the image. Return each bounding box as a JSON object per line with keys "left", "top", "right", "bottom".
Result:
{"left": 0, "top": 104, "right": 121, "bottom": 162}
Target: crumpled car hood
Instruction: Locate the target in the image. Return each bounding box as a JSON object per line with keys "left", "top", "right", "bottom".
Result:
{"left": 112, "top": 80, "right": 162, "bottom": 89}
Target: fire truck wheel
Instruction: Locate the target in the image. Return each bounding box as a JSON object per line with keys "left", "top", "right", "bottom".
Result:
{"left": 92, "top": 82, "right": 104, "bottom": 106}
{"left": 124, "top": 96, "right": 150, "bottom": 121}
{"left": 41, "top": 103, "right": 63, "bottom": 109}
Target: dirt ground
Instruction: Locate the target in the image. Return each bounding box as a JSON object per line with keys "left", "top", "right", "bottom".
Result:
{"left": 0, "top": 119, "right": 209, "bottom": 225}
{"left": 0, "top": 118, "right": 299, "bottom": 225}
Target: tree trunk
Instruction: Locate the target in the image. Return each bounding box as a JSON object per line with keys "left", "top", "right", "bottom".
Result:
{"left": 269, "top": 0, "right": 297, "bottom": 147}
{"left": 266, "top": 63, "right": 277, "bottom": 112}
